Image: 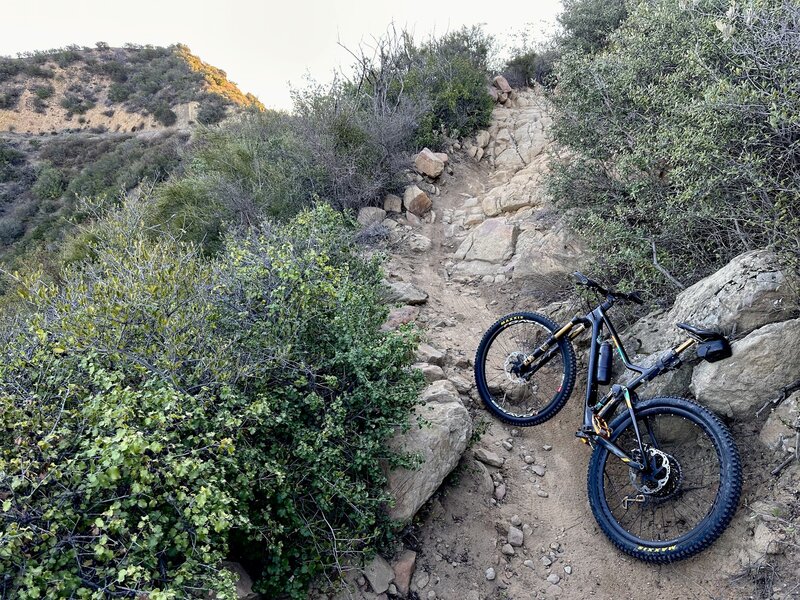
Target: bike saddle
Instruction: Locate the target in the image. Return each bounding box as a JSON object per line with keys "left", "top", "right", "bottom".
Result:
{"left": 676, "top": 322, "right": 725, "bottom": 342}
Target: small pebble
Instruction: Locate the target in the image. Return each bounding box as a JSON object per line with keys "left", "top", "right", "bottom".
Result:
{"left": 524, "top": 560, "right": 535, "bottom": 569}
{"left": 541, "top": 556, "right": 552, "bottom": 567}
{"left": 537, "top": 490, "right": 549, "bottom": 498}
{"left": 502, "top": 440, "right": 513, "bottom": 451}
{"left": 508, "top": 526, "right": 524, "bottom": 547}
{"left": 357, "top": 576, "right": 366, "bottom": 587}
{"left": 550, "top": 542, "right": 561, "bottom": 551}
{"left": 485, "top": 567, "right": 496, "bottom": 581}
{"left": 501, "top": 543, "right": 515, "bottom": 556}
{"left": 543, "top": 444, "right": 553, "bottom": 451}
{"left": 564, "top": 566, "right": 572, "bottom": 575}
{"left": 524, "top": 455, "right": 535, "bottom": 464}
{"left": 494, "top": 483, "right": 507, "bottom": 501}
{"left": 427, "top": 591, "right": 437, "bottom": 600}
{"left": 511, "top": 429, "right": 520, "bottom": 437}
{"left": 547, "top": 574, "right": 561, "bottom": 585}
{"left": 388, "top": 584, "right": 398, "bottom": 596}
{"left": 511, "top": 514, "right": 522, "bottom": 527}
{"left": 531, "top": 465, "right": 546, "bottom": 477}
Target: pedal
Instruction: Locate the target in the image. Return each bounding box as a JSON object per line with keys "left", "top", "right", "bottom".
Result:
{"left": 592, "top": 414, "right": 612, "bottom": 439}
{"left": 622, "top": 494, "right": 646, "bottom": 509}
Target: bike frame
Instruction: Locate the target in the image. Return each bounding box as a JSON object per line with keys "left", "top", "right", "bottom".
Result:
{"left": 524, "top": 297, "right": 696, "bottom": 472}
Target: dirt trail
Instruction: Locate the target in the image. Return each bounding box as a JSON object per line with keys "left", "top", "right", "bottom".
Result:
{"left": 380, "top": 93, "right": 765, "bottom": 600}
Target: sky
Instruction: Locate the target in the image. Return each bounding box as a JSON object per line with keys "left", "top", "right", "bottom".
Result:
{"left": 0, "top": 0, "right": 563, "bottom": 110}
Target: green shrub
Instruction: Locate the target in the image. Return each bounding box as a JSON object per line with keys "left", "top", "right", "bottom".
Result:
{"left": 153, "top": 103, "right": 177, "bottom": 126}
{"left": 0, "top": 88, "right": 22, "bottom": 109}
{"left": 0, "top": 59, "right": 21, "bottom": 83}
{"left": 60, "top": 89, "right": 95, "bottom": 115}
{"left": 54, "top": 48, "right": 82, "bottom": 67}
{"left": 31, "top": 163, "right": 65, "bottom": 200}
{"left": 407, "top": 26, "right": 495, "bottom": 145}
{"left": 503, "top": 48, "right": 558, "bottom": 88}
{"left": 0, "top": 200, "right": 420, "bottom": 598}
{"left": 153, "top": 112, "right": 315, "bottom": 247}
{"left": 0, "top": 142, "right": 25, "bottom": 183}
{"left": 197, "top": 93, "right": 228, "bottom": 124}
{"left": 549, "top": 0, "right": 800, "bottom": 299}
{"left": 108, "top": 82, "right": 131, "bottom": 102}
{"left": 32, "top": 84, "right": 54, "bottom": 99}
{"left": 557, "top": 0, "right": 628, "bottom": 55}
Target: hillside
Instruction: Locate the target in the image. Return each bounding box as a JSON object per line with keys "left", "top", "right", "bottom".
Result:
{"left": 0, "top": 43, "right": 263, "bottom": 271}
{"left": 0, "top": 43, "right": 263, "bottom": 134}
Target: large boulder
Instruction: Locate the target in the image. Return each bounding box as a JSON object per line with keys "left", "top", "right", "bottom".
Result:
{"left": 627, "top": 250, "right": 798, "bottom": 355}
{"left": 357, "top": 206, "right": 387, "bottom": 227}
{"left": 381, "top": 306, "right": 419, "bottom": 331}
{"left": 384, "top": 193, "right": 403, "bottom": 213}
{"left": 493, "top": 75, "right": 513, "bottom": 94}
{"left": 454, "top": 218, "right": 518, "bottom": 264}
{"left": 222, "top": 562, "right": 260, "bottom": 600}
{"left": 383, "top": 281, "right": 428, "bottom": 305}
{"left": 414, "top": 148, "right": 445, "bottom": 179}
{"left": 691, "top": 318, "right": 800, "bottom": 419}
{"left": 385, "top": 388, "right": 472, "bottom": 523}
{"left": 512, "top": 221, "right": 585, "bottom": 281}
{"left": 403, "top": 185, "right": 432, "bottom": 217}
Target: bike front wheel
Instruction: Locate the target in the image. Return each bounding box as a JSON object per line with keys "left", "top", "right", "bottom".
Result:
{"left": 587, "top": 396, "right": 742, "bottom": 562}
{"left": 474, "top": 312, "right": 576, "bottom": 426}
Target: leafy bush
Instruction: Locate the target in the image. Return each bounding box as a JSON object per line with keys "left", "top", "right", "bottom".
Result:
{"left": 197, "top": 93, "right": 228, "bottom": 124}
{"left": 31, "top": 163, "right": 65, "bottom": 200}
{"left": 0, "top": 141, "right": 25, "bottom": 183}
{"left": 32, "top": 84, "right": 54, "bottom": 99}
{"left": 0, "top": 88, "right": 22, "bottom": 110}
{"left": 405, "top": 27, "right": 495, "bottom": 146}
{"left": 557, "top": 0, "right": 628, "bottom": 55}
{"left": 549, "top": 0, "right": 800, "bottom": 299}
{"left": 502, "top": 48, "right": 559, "bottom": 88}
{"left": 152, "top": 103, "right": 177, "bottom": 126}
{"left": 60, "top": 85, "right": 96, "bottom": 115}
{"left": 108, "top": 82, "right": 131, "bottom": 102}
{"left": 0, "top": 201, "right": 420, "bottom": 598}
{"left": 153, "top": 111, "right": 316, "bottom": 247}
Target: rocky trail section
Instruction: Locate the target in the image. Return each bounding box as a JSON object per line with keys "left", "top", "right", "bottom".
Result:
{"left": 312, "top": 88, "right": 800, "bottom": 600}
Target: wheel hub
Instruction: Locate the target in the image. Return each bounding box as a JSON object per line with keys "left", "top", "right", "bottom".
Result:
{"left": 503, "top": 352, "right": 527, "bottom": 384}
{"left": 629, "top": 446, "right": 680, "bottom": 496}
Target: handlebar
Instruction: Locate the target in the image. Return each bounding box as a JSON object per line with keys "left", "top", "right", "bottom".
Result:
{"left": 572, "top": 271, "right": 644, "bottom": 306}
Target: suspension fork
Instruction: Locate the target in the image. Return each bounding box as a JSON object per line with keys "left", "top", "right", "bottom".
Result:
{"left": 520, "top": 320, "right": 587, "bottom": 378}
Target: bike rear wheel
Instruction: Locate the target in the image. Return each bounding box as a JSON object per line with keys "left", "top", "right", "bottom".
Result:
{"left": 474, "top": 312, "right": 576, "bottom": 426}
{"left": 587, "top": 396, "right": 741, "bottom": 562}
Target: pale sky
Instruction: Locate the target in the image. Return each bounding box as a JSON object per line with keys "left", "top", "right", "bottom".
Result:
{"left": 0, "top": 0, "right": 562, "bottom": 110}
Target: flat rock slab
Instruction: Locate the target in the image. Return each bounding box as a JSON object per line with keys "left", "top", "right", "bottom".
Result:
{"left": 455, "top": 218, "right": 518, "bottom": 264}
{"left": 384, "top": 281, "right": 428, "bottom": 305}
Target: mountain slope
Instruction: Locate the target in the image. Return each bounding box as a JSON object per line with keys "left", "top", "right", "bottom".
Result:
{"left": 0, "top": 43, "right": 263, "bottom": 273}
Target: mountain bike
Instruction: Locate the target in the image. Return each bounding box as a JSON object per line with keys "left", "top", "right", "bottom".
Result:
{"left": 474, "top": 272, "right": 742, "bottom": 562}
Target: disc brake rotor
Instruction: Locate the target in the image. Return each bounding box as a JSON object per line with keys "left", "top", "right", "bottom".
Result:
{"left": 503, "top": 351, "right": 527, "bottom": 384}
{"left": 629, "top": 446, "right": 674, "bottom": 495}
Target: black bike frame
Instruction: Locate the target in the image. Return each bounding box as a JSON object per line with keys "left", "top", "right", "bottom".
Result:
{"left": 527, "top": 296, "right": 695, "bottom": 472}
